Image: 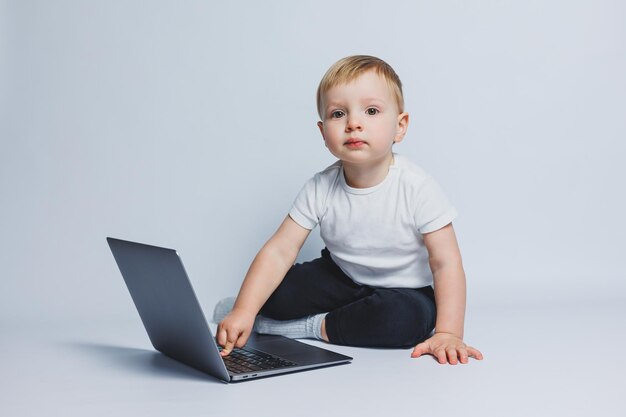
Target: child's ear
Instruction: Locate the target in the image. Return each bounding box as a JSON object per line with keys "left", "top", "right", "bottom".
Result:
{"left": 317, "top": 121, "right": 326, "bottom": 141}
{"left": 394, "top": 112, "right": 409, "bottom": 144}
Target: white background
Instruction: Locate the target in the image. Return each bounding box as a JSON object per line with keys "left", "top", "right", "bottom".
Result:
{"left": 1, "top": 1, "right": 625, "bottom": 415}
{"left": 2, "top": 0, "right": 624, "bottom": 324}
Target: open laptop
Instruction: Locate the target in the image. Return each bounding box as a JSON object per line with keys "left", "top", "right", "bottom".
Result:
{"left": 107, "top": 237, "right": 352, "bottom": 382}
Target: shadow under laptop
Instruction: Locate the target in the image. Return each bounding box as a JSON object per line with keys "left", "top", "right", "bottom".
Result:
{"left": 68, "top": 341, "right": 223, "bottom": 383}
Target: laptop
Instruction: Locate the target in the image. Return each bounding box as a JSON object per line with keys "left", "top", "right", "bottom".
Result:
{"left": 107, "top": 237, "right": 352, "bottom": 382}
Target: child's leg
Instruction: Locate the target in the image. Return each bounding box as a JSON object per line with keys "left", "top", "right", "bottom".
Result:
{"left": 257, "top": 248, "right": 435, "bottom": 348}
{"left": 324, "top": 287, "right": 436, "bottom": 349}
{"left": 259, "top": 248, "right": 370, "bottom": 320}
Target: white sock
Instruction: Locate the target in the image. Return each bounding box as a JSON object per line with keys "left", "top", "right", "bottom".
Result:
{"left": 254, "top": 313, "right": 327, "bottom": 340}
{"left": 212, "top": 297, "right": 327, "bottom": 340}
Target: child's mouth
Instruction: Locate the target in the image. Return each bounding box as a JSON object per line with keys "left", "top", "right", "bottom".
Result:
{"left": 345, "top": 139, "right": 366, "bottom": 148}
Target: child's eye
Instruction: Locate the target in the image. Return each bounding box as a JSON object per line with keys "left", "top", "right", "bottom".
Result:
{"left": 331, "top": 110, "right": 345, "bottom": 119}
{"left": 366, "top": 108, "right": 379, "bottom": 115}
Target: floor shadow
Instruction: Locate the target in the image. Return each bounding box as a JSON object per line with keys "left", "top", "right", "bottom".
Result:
{"left": 67, "top": 341, "right": 223, "bottom": 384}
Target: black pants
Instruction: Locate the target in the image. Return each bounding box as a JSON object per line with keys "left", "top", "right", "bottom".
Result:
{"left": 259, "top": 248, "right": 436, "bottom": 348}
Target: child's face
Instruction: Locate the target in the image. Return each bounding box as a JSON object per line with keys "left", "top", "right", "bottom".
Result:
{"left": 317, "top": 70, "right": 408, "bottom": 167}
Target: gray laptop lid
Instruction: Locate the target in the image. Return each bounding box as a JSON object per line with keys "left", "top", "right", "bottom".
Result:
{"left": 107, "top": 237, "right": 230, "bottom": 381}
{"left": 107, "top": 237, "right": 352, "bottom": 382}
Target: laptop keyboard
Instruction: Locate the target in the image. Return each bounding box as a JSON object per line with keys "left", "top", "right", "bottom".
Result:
{"left": 219, "top": 346, "right": 298, "bottom": 374}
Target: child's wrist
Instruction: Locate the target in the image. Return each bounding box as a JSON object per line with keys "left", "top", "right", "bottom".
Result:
{"left": 434, "top": 330, "right": 463, "bottom": 339}
{"left": 231, "top": 305, "right": 258, "bottom": 319}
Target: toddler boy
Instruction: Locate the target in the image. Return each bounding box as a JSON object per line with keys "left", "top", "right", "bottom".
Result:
{"left": 216, "top": 55, "right": 482, "bottom": 365}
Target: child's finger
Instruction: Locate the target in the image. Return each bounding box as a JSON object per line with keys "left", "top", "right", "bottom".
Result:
{"left": 466, "top": 346, "right": 484, "bottom": 360}
{"left": 235, "top": 330, "right": 250, "bottom": 349}
{"left": 410, "top": 342, "right": 429, "bottom": 358}
{"left": 216, "top": 325, "right": 227, "bottom": 347}
{"left": 458, "top": 347, "right": 469, "bottom": 364}
{"left": 446, "top": 347, "right": 459, "bottom": 365}
{"left": 435, "top": 348, "right": 447, "bottom": 364}
{"left": 220, "top": 338, "right": 236, "bottom": 357}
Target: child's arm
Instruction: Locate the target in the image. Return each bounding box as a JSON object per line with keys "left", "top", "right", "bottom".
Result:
{"left": 411, "top": 223, "right": 483, "bottom": 364}
{"left": 217, "top": 215, "right": 311, "bottom": 356}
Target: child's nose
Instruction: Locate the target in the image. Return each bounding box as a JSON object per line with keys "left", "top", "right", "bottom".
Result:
{"left": 346, "top": 114, "right": 363, "bottom": 131}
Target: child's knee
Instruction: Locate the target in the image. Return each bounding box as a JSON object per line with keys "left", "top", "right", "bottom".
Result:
{"left": 349, "top": 290, "right": 435, "bottom": 347}
{"left": 326, "top": 289, "right": 435, "bottom": 348}
{"left": 389, "top": 291, "right": 436, "bottom": 344}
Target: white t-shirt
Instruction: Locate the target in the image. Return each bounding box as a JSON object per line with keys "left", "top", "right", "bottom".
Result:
{"left": 289, "top": 153, "right": 458, "bottom": 289}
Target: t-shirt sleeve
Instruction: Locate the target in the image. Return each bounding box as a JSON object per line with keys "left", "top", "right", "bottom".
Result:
{"left": 289, "top": 176, "right": 320, "bottom": 230}
{"left": 414, "top": 176, "right": 459, "bottom": 234}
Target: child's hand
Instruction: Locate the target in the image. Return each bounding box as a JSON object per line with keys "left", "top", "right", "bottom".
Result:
{"left": 216, "top": 308, "right": 256, "bottom": 357}
{"left": 411, "top": 332, "right": 483, "bottom": 364}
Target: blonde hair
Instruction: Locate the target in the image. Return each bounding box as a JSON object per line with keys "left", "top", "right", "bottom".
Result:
{"left": 316, "top": 55, "right": 404, "bottom": 118}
